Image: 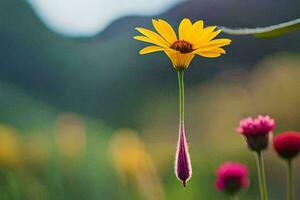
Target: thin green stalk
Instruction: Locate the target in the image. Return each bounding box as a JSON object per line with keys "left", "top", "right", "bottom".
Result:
{"left": 287, "top": 159, "right": 293, "bottom": 200}
{"left": 177, "top": 70, "right": 185, "bottom": 125}
{"left": 255, "top": 152, "right": 268, "bottom": 200}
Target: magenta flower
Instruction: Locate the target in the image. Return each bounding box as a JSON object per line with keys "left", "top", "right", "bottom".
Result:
{"left": 273, "top": 131, "right": 300, "bottom": 200}
{"left": 215, "top": 162, "right": 250, "bottom": 196}
{"left": 237, "top": 115, "right": 275, "bottom": 152}
{"left": 175, "top": 125, "right": 192, "bottom": 187}
{"left": 273, "top": 131, "right": 300, "bottom": 160}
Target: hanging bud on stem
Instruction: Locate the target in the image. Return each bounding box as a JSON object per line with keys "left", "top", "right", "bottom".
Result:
{"left": 175, "top": 124, "right": 192, "bottom": 187}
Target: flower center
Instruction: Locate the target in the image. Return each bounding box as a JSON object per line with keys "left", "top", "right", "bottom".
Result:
{"left": 170, "top": 40, "right": 193, "bottom": 54}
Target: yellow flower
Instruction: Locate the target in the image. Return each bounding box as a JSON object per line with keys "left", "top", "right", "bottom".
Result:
{"left": 110, "top": 129, "right": 166, "bottom": 200}
{"left": 0, "top": 125, "right": 21, "bottom": 168}
{"left": 55, "top": 113, "right": 86, "bottom": 162}
{"left": 134, "top": 18, "right": 231, "bottom": 70}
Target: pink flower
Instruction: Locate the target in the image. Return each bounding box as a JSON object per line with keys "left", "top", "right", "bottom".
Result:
{"left": 237, "top": 115, "right": 275, "bottom": 136}
{"left": 175, "top": 124, "right": 192, "bottom": 187}
{"left": 273, "top": 131, "right": 300, "bottom": 160}
{"left": 237, "top": 115, "right": 275, "bottom": 152}
{"left": 215, "top": 162, "right": 250, "bottom": 195}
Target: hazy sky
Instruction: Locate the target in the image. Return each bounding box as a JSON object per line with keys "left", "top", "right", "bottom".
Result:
{"left": 28, "top": 0, "right": 183, "bottom": 36}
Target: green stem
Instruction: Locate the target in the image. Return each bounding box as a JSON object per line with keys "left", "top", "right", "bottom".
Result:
{"left": 255, "top": 152, "right": 268, "bottom": 200}
{"left": 177, "top": 70, "right": 185, "bottom": 125}
{"left": 287, "top": 159, "right": 293, "bottom": 200}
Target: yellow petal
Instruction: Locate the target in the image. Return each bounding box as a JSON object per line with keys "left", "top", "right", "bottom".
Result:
{"left": 202, "top": 26, "right": 217, "bottom": 34}
{"left": 192, "top": 26, "right": 217, "bottom": 47}
{"left": 134, "top": 36, "right": 166, "bottom": 47}
{"left": 195, "top": 39, "right": 231, "bottom": 51}
{"left": 165, "top": 52, "right": 177, "bottom": 66}
{"left": 204, "top": 29, "right": 222, "bottom": 42}
{"left": 193, "top": 39, "right": 230, "bottom": 53}
{"left": 186, "top": 20, "right": 204, "bottom": 44}
{"left": 152, "top": 19, "right": 177, "bottom": 44}
{"left": 195, "top": 47, "right": 226, "bottom": 58}
{"left": 213, "top": 48, "right": 226, "bottom": 54}
{"left": 195, "top": 47, "right": 226, "bottom": 54}
{"left": 202, "top": 39, "right": 231, "bottom": 46}
{"left": 135, "top": 28, "right": 170, "bottom": 47}
{"left": 179, "top": 18, "right": 193, "bottom": 40}
{"left": 183, "top": 54, "right": 195, "bottom": 68}
{"left": 196, "top": 52, "right": 221, "bottom": 58}
{"left": 139, "top": 46, "right": 164, "bottom": 54}
{"left": 165, "top": 51, "right": 194, "bottom": 69}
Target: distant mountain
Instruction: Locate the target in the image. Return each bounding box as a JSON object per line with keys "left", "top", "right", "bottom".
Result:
{"left": 0, "top": 0, "right": 299, "bottom": 128}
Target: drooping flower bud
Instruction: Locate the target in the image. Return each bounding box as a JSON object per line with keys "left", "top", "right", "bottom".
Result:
{"left": 237, "top": 115, "right": 275, "bottom": 152}
{"left": 175, "top": 124, "right": 192, "bottom": 187}
{"left": 215, "top": 162, "right": 250, "bottom": 196}
{"left": 273, "top": 131, "right": 300, "bottom": 160}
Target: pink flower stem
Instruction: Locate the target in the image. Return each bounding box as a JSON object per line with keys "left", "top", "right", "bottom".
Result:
{"left": 255, "top": 152, "right": 268, "bottom": 200}
{"left": 287, "top": 159, "right": 293, "bottom": 200}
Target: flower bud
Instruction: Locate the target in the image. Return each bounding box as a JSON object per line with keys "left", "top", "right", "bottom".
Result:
{"left": 273, "top": 131, "right": 300, "bottom": 160}
{"left": 237, "top": 115, "right": 275, "bottom": 152}
{"left": 175, "top": 124, "right": 192, "bottom": 187}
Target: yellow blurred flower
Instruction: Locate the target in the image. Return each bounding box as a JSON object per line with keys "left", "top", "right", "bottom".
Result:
{"left": 134, "top": 18, "right": 231, "bottom": 70}
{"left": 55, "top": 113, "right": 86, "bottom": 161}
{"left": 110, "top": 129, "right": 165, "bottom": 200}
{"left": 0, "top": 125, "right": 21, "bottom": 168}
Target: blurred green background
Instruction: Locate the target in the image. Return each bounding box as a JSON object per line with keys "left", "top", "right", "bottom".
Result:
{"left": 0, "top": 0, "right": 299, "bottom": 199}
